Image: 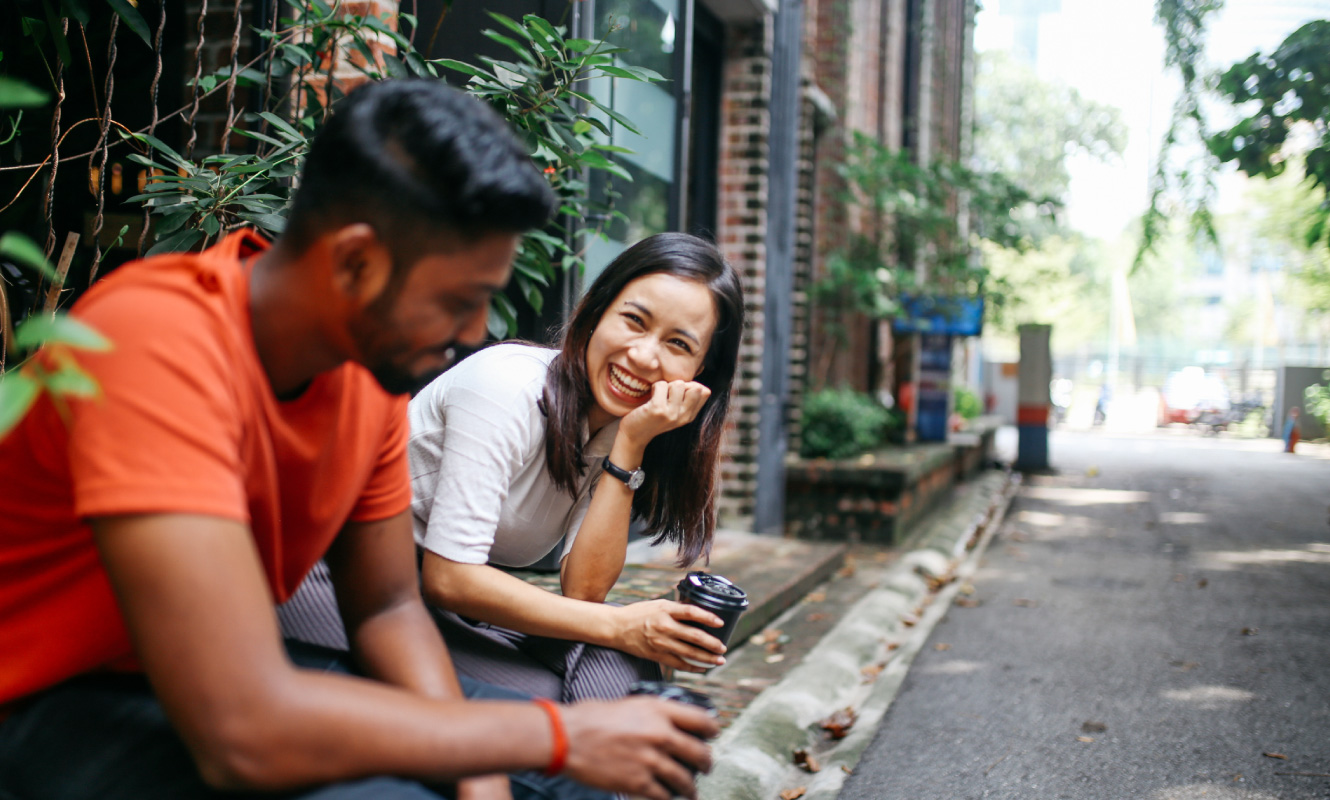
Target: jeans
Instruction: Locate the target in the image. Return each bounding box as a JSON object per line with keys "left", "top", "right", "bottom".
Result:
{"left": 0, "top": 641, "right": 610, "bottom": 800}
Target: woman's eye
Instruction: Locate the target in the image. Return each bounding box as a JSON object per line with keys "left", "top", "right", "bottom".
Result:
{"left": 622, "top": 313, "right": 644, "bottom": 327}
{"left": 670, "top": 339, "right": 693, "bottom": 353}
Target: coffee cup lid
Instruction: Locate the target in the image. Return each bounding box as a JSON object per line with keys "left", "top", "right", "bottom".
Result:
{"left": 678, "top": 572, "right": 749, "bottom": 609}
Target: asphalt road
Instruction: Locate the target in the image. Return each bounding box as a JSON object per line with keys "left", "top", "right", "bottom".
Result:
{"left": 840, "top": 429, "right": 1330, "bottom": 800}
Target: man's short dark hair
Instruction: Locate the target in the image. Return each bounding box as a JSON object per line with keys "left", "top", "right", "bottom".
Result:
{"left": 285, "top": 80, "right": 556, "bottom": 258}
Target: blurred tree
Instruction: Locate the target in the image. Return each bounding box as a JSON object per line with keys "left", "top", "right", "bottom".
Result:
{"left": 973, "top": 51, "right": 1127, "bottom": 205}
{"left": 973, "top": 52, "right": 1126, "bottom": 340}
{"left": 1207, "top": 21, "right": 1330, "bottom": 253}
{"left": 1136, "top": 0, "right": 1225, "bottom": 269}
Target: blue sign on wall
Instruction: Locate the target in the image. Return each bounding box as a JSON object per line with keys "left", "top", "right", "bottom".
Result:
{"left": 891, "top": 294, "right": 984, "bottom": 337}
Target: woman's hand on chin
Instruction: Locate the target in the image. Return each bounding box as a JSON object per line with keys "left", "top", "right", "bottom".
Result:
{"left": 608, "top": 599, "right": 728, "bottom": 672}
{"left": 619, "top": 380, "right": 712, "bottom": 448}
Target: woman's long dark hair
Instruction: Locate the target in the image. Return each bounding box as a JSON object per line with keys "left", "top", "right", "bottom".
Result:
{"left": 541, "top": 233, "right": 744, "bottom": 566}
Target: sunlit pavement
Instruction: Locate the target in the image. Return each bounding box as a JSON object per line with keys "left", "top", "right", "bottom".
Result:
{"left": 840, "top": 428, "right": 1330, "bottom": 800}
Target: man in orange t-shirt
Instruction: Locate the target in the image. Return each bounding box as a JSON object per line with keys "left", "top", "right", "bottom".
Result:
{"left": 0, "top": 80, "right": 715, "bottom": 800}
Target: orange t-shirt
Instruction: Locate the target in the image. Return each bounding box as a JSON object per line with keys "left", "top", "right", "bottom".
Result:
{"left": 0, "top": 230, "right": 410, "bottom": 712}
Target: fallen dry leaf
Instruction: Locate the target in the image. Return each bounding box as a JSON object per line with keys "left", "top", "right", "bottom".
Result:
{"left": 837, "top": 563, "right": 857, "bottom": 578}
{"left": 1013, "top": 598, "right": 1038, "bottom": 608}
{"left": 1197, "top": 578, "right": 1208, "bottom": 588}
{"left": 1081, "top": 721, "right": 1107, "bottom": 733}
{"left": 934, "top": 643, "right": 952, "bottom": 651}
{"left": 899, "top": 613, "right": 920, "bottom": 627}
{"left": 820, "top": 707, "right": 858, "bottom": 740}
{"left": 792, "top": 749, "right": 821, "bottom": 773}
{"left": 955, "top": 597, "right": 981, "bottom": 608}
{"left": 805, "top": 591, "right": 827, "bottom": 603}
{"left": 806, "top": 612, "right": 829, "bottom": 623}
{"left": 779, "top": 788, "right": 806, "bottom": 800}
{"left": 750, "top": 629, "right": 784, "bottom": 646}
{"left": 1241, "top": 627, "right": 1259, "bottom": 636}
{"left": 1077, "top": 736, "right": 1095, "bottom": 743}
{"left": 959, "top": 583, "right": 976, "bottom": 596}
{"left": 1170, "top": 660, "right": 1199, "bottom": 671}
{"left": 841, "top": 765, "right": 854, "bottom": 775}
{"left": 860, "top": 662, "right": 885, "bottom": 682}
{"left": 1263, "top": 752, "right": 1288, "bottom": 760}
{"left": 885, "top": 641, "right": 900, "bottom": 651}
{"left": 1008, "top": 530, "right": 1030, "bottom": 542}
{"left": 765, "top": 654, "right": 786, "bottom": 664}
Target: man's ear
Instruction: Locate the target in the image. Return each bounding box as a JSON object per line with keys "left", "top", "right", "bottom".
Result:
{"left": 327, "top": 223, "right": 394, "bottom": 308}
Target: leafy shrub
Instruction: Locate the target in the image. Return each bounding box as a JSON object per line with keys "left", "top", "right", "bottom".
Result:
{"left": 953, "top": 386, "right": 983, "bottom": 420}
{"left": 799, "top": 388, "right": 895, "bottom": 460}
{"left": 1305, "top": 371, "right": 1330, "bottom": 430}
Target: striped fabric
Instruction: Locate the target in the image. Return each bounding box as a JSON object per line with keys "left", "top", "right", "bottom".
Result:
{"left": 278, "top": 562, "right": 660, "bottom": 702}
{"left": 278, "top": 561, "right": 349, "bottom": 650}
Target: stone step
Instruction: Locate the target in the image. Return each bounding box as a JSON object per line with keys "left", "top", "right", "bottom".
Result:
{"left": 508, "top": 532, "right": 848, "bottom": 665}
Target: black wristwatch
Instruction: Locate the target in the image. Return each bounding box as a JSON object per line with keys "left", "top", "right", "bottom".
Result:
{"left": 602, "top": 457, "right": 646, "bottom": 490}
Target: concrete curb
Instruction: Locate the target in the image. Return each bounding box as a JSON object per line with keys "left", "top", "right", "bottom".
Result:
{"left": 697, "top": 471, "right": 1021, "bottom": 800}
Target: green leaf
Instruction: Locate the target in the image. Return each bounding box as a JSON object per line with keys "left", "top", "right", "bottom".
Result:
{"left": 106, "top": 0, "right": 152, "bottom": 47}
{"left": 123, "top": 130, "right": 190, "bottom": 169}
{"left": 572, "top": 119, "right": 592, "bottom": 135}
{"left": 596, "top": 65, "right": 665, "bottom": 82}
{"left": 147, "top": 228, "right": 204, "bottom": 256}
{"left": 0, "top": 77, "right": 51, "bottom": 109}
{"left": 60, "top": 0, "right": 91, "bottom": 25}
{"left": 43, "top": 362, "right": 100, "bottom": 398}
{"left": 481, "top": 30, "right": 538, "bottom": 66}
{"left": 153, "top": 211, "right": 193, "bottom": 236}
{"left": 41, "top": 0, "right": 74, "bottom": 70}
{"left": 524, "top": 15, "right": 562, "bottom": 44}
{"left": 0, "top": 372, "right": 41, "bottom": 439}
{"left": 237, "top": 213, "right": 288, "bottom": 233}
{"left": 257, "top": 111, "right": 302, "bottom": 140}
{"left": 564, "top": 38, "right": 594, "bottom": 53}
{"left": 14, "top": 314, "right": 111, "bottom": 351}
{"left": 487, "top": 293, "right": 518, "bottom": 339}
{"left": 487, "top": 12, "right": 533, "bottom": 41}
{"left": 380, "top": 54, "right": 409, "bottom": 79}
{"left": 0, "top": 232, "right": 57, "bottom": 279}
{"left": 594, "top": 66, "right": 638, "bottom": 81}
{"left": 436, "top": 59, "right": 488, "bottom": 79}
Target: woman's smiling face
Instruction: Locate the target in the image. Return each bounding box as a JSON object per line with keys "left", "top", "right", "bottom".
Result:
{"left": 584, "top": 272, "right": 719, "bottom": 429}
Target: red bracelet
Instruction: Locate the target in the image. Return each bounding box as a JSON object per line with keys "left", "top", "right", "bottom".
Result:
{"left": 532, "top": 697, "right": 568, "bottom": 776}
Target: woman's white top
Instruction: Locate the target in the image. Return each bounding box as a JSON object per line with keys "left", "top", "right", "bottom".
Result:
{"left": 408, "top": 343, "right": 619, "bottom": 567}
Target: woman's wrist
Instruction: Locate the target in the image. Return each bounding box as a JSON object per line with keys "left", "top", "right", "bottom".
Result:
{"left": 582, "top": 601, "right": 624, "bottom": 650}
{"left": 608, "top": 434, "right": 648, "bottom": 470}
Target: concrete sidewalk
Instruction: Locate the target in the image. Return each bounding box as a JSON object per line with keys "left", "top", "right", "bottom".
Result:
{"left": 691, "top": 469, "right": 1019, "bottom": 800}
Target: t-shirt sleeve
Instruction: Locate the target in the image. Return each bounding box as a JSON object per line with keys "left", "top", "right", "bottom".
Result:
{"left": 349, "top": 395, "right": 411, "bottom": 523}
{"left": 67, "top": 282, "right": 247, "bottom": 521}
{"left": 414, "top": 357, "right": 544, "bottom": 565}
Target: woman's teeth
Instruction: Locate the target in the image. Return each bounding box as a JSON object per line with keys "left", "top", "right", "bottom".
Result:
{"left": 609, "top": 364, "right": 649, "bottom": 398}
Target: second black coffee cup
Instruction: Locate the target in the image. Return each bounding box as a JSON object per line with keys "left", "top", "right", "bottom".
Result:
{"left": 676, "top": 572, "right": 749, "bottom": 666}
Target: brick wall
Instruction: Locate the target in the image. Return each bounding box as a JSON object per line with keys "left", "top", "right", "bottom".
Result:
{"left": 715, "top": 18, "right": 774, "bottom": 528}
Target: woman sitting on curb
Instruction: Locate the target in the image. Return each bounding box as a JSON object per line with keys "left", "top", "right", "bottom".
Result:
{"left": 281, "top": 232, "right": 745, "bottom": 702}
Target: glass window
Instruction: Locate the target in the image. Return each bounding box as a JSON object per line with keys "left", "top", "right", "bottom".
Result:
{"left": 582, "top": 0, "right": 681, "bottom": 286}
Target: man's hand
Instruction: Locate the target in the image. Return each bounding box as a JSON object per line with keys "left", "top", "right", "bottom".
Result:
{"left": 561, "top": 697, "right": 718, "bottom": 800}
{"left": 608, "top": 600, "right": 727, "bottom": 672}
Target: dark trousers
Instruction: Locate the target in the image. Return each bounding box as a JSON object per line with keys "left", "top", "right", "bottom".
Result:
{"left": 0, "top": 641, "right": 609, "bottom": 800}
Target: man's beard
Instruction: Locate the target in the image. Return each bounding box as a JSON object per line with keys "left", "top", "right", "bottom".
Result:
{"left": 368, "top": 358, "right": 446, "bottom": 397}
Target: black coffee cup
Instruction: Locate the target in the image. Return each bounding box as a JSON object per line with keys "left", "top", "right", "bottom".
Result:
{"left": 676, "top": 572, "right": 749, "bottom": 667}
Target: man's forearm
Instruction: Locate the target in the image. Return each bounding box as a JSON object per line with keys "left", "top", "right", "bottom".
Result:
{"left": 347, "top": 597, "right": 465, "bottom": 699}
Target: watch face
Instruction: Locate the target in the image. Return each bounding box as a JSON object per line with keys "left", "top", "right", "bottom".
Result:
{"left": 627, "top": 470, "right": 646, "bottom": 490}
